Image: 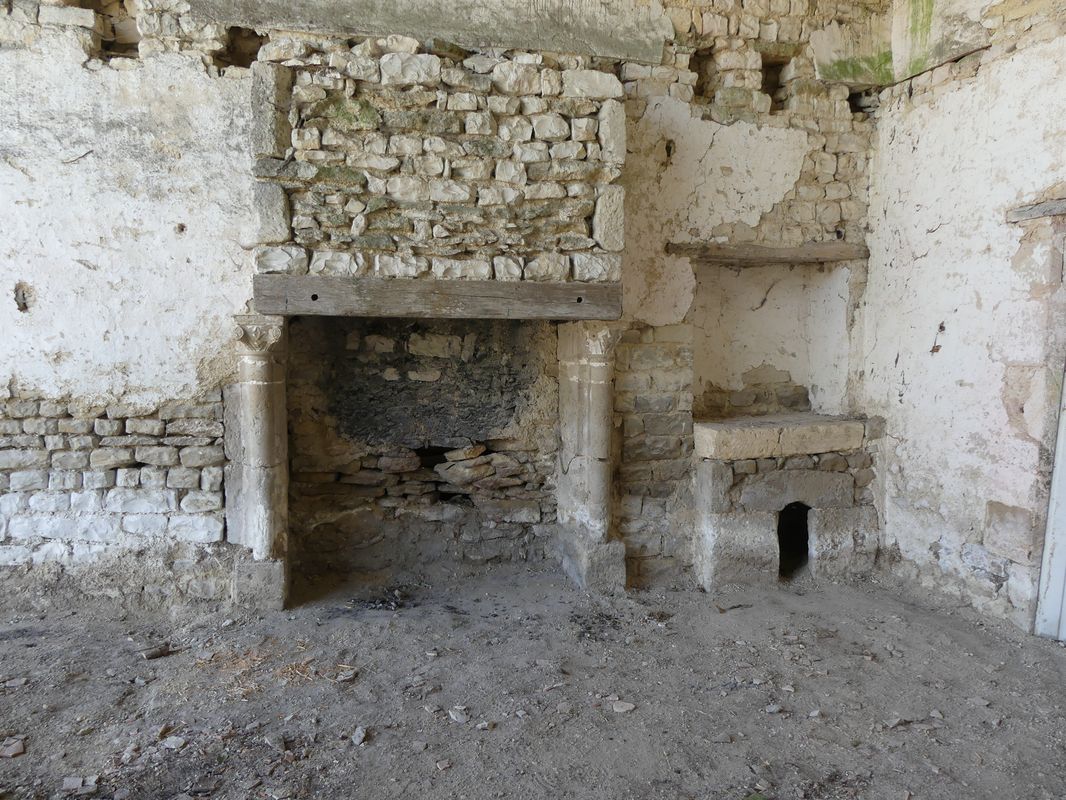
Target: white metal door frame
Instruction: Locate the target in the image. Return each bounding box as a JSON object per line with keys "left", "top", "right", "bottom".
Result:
{"left": 1035, "top": 364, "right": 1066, "bottom": 639}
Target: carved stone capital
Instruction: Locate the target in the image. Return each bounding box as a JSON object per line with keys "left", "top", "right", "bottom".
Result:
{"left": 557, "top": 321, "right": 625, "bottom": 364}
{"left": 234, "top": 314, "right": 286, "bottom": 356}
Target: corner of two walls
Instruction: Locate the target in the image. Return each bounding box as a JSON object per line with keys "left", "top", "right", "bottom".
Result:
{"left": 859, "top": 19, "right": 1066, "bottom": 630}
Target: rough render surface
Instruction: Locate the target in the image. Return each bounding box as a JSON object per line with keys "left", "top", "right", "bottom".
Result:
{"left": 184, "top": 0, "right": 674, "bottom": 63}
{"left": 0, "top": 32, "right": 257, "bottom": 406}
{"left": 861, "top": 37, "right": 1066, "bottom": 628}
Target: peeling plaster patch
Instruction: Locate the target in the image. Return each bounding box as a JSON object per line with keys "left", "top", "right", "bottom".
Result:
{"left": 622, "top": 96, "right": 808, "bottom": 326}
{"left": 13, "top": 282, "right": 32, "bottom": 312}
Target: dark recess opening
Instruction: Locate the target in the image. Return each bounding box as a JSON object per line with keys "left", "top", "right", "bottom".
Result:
{"left": 761, "top": 57, "right": 788, "bottom": 111}
{"left": 690, "top": 48, "right": 717, "bottom": 101}
{"left": 214, "top": 26, "right": 266, "bottom": 68}
{"left": 777, "top": 501, "right": 810, "bottom": 579}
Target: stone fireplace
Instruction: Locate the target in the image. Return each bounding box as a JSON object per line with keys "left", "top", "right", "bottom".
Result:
{"left": 223, "top": 33, "right": 628, "bottom": 605}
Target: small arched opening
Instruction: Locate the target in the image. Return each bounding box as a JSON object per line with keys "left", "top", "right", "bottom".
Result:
{"left": 777, "top": 502, "right": 810, "bottom": 580}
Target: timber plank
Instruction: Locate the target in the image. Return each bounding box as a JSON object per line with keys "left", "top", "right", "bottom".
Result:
{"left": 253, "top": 275, "right": 622, "bottom": 320}
{"left": 666, "top": 241, "right": 869, "bottom": 265}
{"left": 1007, "top": 198, "right": 1066, "bottom": 223}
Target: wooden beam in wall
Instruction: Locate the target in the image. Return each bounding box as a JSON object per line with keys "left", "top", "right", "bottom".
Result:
{"left": 666, "top": 241, "right": 870, "bottom": 266}
{"left": 253, "top": 275, "right": 622, "bottom": 320}
{"left": 1007, "top": 198, "right": 1066, "bottom": 223}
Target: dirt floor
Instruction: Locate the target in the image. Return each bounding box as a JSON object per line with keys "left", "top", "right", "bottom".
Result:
{"left": 2, "top": 565, "right": 1066, "bottom": 800}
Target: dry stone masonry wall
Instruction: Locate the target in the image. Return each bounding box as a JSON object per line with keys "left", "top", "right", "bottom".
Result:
{"left": 0, "top": 396, "right": 225, "bottom": 566}
{"left": 252, "top": 33, "right": 627, "bottom": 284}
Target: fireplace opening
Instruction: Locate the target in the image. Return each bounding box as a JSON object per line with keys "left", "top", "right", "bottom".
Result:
{"left": 287, "top": 316, "right": 559, "bottom": 585}
{"left": 777, "top": 501, "right": 810, "bottom": 579}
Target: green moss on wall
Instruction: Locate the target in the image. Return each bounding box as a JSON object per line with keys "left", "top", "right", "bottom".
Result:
{"left": 820, "top": 50, "right": 894, "bottom": 84}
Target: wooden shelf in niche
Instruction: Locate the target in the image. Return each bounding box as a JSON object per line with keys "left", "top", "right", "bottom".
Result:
{"left": 666, "top": 241, "right": 870, "bottom": 267}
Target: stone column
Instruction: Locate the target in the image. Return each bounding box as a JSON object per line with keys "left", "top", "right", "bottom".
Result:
{"left": 226, "top": 314, "right": 289, "bottom": 609}
{"left": 556, "top": 322, "right": 626, "bottom": 591}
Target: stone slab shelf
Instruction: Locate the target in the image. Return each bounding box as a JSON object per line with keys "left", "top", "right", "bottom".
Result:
{"left": 666, "top": 241, "right": 870, "bottom": 267}
{"left": 253, "top": 275, "right": 622, "bottom": 320}
{"left": 694, "top": 412, "right": 867, "bottom": 461}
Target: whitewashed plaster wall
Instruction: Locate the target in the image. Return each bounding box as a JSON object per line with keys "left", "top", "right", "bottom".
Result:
{"left": 623, "top": 94, "right": 856, "bottom": 415}
{"left": 0, "top": 29, "right": 257, "bottom": 407}
{"left": 692, "top": 264, "right": 853, "bottom": 414}
{"left": 861, "top": 37, "right": 1066, "bottom": 628}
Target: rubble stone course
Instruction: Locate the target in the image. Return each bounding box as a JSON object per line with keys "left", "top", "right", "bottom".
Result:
{"left": 251, "top": 35, "right": 626, "bottom": 284}
{"left": 0, "top": 397, "right": 226, "bottom": 564}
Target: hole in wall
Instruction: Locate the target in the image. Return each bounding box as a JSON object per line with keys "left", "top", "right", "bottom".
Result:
{"left": 847, "top": 90, "right": 879, "bottom": 115}
{"left": 761, "top": 57, "right": 788, "bottom": 112}
{"left": 213, "top": 26, "right": 266, "bottom": 69}
{"left": 777, "top": 501, "right": 810, "bottom": 580}
{"left": 81, "top": 0, "right": 141, "bottom": 58}
{"left": 690, "top": 48, "right": 717, "bottom": 102}
{"left": 13, "top": 282, "right": 32, "bottom": 313}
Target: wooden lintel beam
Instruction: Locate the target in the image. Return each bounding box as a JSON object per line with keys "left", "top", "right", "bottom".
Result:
{"left": 1007, "top": 198, "right": 1066, "bottom": 223}
{"left": 253, "top": 275, "right": 622, "bottom": 320}
{"left": 666, "top": 241, "right": 870, "bottom": 266}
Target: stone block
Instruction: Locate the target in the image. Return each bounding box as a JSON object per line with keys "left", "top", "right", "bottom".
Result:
{"left": 139, "top": 467, "right": 167, "bottom": 488}
{"left": 493, "top": 255, "right": 523, "bottom": 281}
{"left": 180, "top": 446, "right": 225, "bottom": 467}
{"left": 561, "top": 69, "right": 624, "bottom": 99}
{"left": 0, "top": 449, "right": 48, "bottom": 469}
{"left": 115, "top": 468, "right": 140, "bottom": 488}
{"left": 121, "top": 514, "right": 169, "bottom": 536}
{"left": 135, "top": 446, "right": 179, "bottom": 466}
{"left": 28, "top": 492, "right": 70, "bottom": 513}
{"left": 173, "top": 486, "right": 221, "bottom": 513}
{"left": 241, "top": 183, "right": 291, "bottom": 248}
{"left": 524, "top": 253, "right": 569, "bottom": 281}
{"left": 168, "top": 514, "right": 224, "bottom": 543}
{"left": 380, "top": 53, "right": 441, "bottom": 86}
{"left": 557, "top": 531, "right": 626, "bottom": 592}
{"left": 695, "top": 459, "right": 734, "bottom": 514}
{"left": 10, "top": 471, "right": 48, "bottom": 491}
{"left": 8, "top": 514, "right": 120, "bottom": 541}
{"left": 808, "top": 506, "right": 878, "bottom": 579}
{"left": 693, "top": 413, "right": 866, "bottom": 460}
{"left": 695, "top": 511, "right": 779, "bottom": 589}
{"left": 82, "top": 471, "right": 115, "bottom": 490}
{"left": 571, "top": 252, "right": 621, "bottom": 282}
{"left": 592, "top": 186, "right": 625, "bottom": 251}
{"left": 89, "top": 448, "right": 136, "bottom": 470}
{"left": 126, "top": 418, "right": 165, "bottom": 436}
{"left": 531, "top": 113, "right": 570, "bottom": 141}
{"left": 491, "top": 61, "right": 540, "bottom": 95}
{"left": 201, "top": 466, "right": 224, "bottom": 492}
{"left": 431, "top": 257, "right": 492, "bottom": 280}
{"left": 165, "top": 419, "right": 224, "bottom": 438}
{"left": 255, "top": 245, "right": 308, "bottom": 275}
{"left": 48, "top": 470, "right": 81, "bottom": 491}
{"left": 739, "top": 470, "right": 854, "bottom": 512}
{"left": 104, "top": 489, "right": 178, "bottom": 514}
